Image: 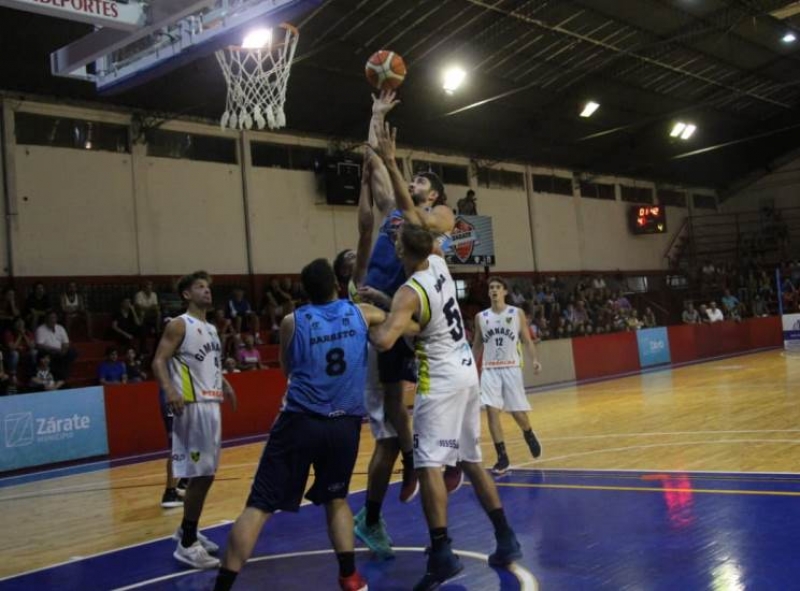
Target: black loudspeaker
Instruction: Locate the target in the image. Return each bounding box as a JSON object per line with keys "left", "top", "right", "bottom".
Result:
{"left": 325, "top": 157, "right": 361, "bottom": 205}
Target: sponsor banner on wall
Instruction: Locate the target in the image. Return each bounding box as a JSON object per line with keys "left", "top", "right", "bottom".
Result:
{"left": 0, "top": 387, "right": 108, "bottom": 472}
{"left": 443, "top": 215, "right": 496, "bottom": 266}
{"left": 781, "top": 313, "right": 800, "bottom": 351}
{"left": 636, "top": 327, "right": 671, "bottom": 367}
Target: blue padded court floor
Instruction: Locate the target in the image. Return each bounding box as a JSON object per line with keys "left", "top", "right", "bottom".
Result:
{"left": 2, "top": 468, "right": 799, "bottom": 590}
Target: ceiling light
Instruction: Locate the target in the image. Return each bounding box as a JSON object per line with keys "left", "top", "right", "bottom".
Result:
{"left": 680, "top": 123, "right": 697, "bottom": 140}
{"left": 242, "top": 28, "right": 272, "bottom": 49}
{"left": 670, "top": 122, "right": 687, "bottom": 138}
{"left": 443, "top": 66, "right": 467, "bottom": 94}
{"left": 580, "top": 101, "right": 600, "bottom": 118}
{"left": 783, "top": 32, "right": 797, "bottom": 43}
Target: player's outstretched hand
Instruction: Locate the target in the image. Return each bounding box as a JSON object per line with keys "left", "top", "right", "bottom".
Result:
{"left": 373, "top": 120, "right": 397, "bottom": 163}
{"left": 372, "top": 89, "right": 400, "bottom": 117}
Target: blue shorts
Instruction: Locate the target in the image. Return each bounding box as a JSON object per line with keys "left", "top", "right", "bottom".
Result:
{"left": 377, "top": 338, "right": 417, "bottom": 384}
{"left": 247, "top": 412, "right": 362, "bottom": 513}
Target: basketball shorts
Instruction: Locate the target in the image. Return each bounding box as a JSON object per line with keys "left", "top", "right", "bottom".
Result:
{"left": 247, "top": 412, "right": 362, "bottom": 513}
{"left": 171, "top": 402, "right": 221, "bottom": 479}
{"left": 365, "top": 345, "right": 397, "bottom": 440}
{"left": 377, "top": 337, "right": 417, "bottom": 384}
{"left": 413, "top": 385, "right": 482, "bottom": 468}
{"left": 480, "top": 367, "right": 531, "bottom": 412}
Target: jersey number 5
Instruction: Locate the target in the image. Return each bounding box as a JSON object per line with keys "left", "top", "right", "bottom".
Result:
{"left": 325, "top": 347, "right": 347, "bottom": 376}
{"left": 444, "top": 298, "right": 464, "bottom": 342}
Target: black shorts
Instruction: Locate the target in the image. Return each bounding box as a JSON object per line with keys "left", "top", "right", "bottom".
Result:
{"left": 377, "top": 338, "right": 417, "bottom": 384}
{"left": 247, "top": 412, "right": 362, "bottom": 513}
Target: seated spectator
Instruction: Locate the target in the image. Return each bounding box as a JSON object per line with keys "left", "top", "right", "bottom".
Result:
{"left": 614, "top": 291, "right": 632, "bottom": 312}
{"left": 4, "top": 317, "right": 36, "bottom": 391}
{"left": 261, "top": 279, "right": 294, "bottom": 331}
{"left": 134, "top": 281, "right": 161, "bottom": 339}
{"left": 227, "top": 288, "right": 262, "bottom": 343}
{"left": 0, "top": 287, "right": 20, "bottom": 330}
{"left": 625, "top": 309, "right": 644, "bottom": 331}
{"left": 213, "top": 308, "right": 237, "bottom": 357}
{"left": 287, "top": 278, "right": 306, "bottom": 308}
{"left": 236, "top": 334, "right": 263, "bottom": 371}
{"left": 223, "top": 357, "right": 241, "bottom": 374}
{"left": 642, "top": 307, "right": 657, "bottom": 328}
{"left": 721, "top": 289, "right": 742, "bottom": 321}
{"left": 682, "top": 302, "right": 700, "bottom": 324}
{"left": 509, "top": 285, "right": 527, "bottom": 307}
{"left": 124, "top": 348, "right": 147, "bottom": 383}
{"left": 706, "top": 301, "right": 724, "bottom": 323}
{"left": 30, "top": 353, "right": 64, "bottom": 391}
{"left": 34, "top": 311, "right": 77, "bottom": 382}
{"left": 60, "top": 281, "right": 93, "bottom": 339}
{"left": 591, "top": 275, "right": 607, "bottom": 291}
{"left": 752, "top": 295, "right": 769, "bottom": 318}
{"left": 98, "top": 347, "right": 127, "bottom": 385}
{"left": 112, "top": 298, "right": 144, "bottom": 349}
{"left": 25, "top": 282, "right": 51, "bottom": 328}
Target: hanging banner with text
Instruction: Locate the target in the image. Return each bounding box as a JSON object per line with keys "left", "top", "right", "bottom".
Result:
{"left": 443, "top": 215, "right": 496, "bottom": 266}
{"left": 0, "top": 387, "right": 109, "bottom": 472}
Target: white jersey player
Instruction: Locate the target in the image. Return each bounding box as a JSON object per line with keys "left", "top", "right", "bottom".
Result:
{"left": 152, "top": 271, "right": 237, "bottom": 570}
{"left": 473, "top": 277, "right": 542, "bottom": 475}
{"left": 370, "top": 221, "right": 523, "bottom": 590}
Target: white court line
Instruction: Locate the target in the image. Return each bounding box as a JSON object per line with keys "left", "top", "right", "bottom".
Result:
{"left": 506, "top": 466, "right": 800, "bottom": 476}
{"left": 110, "top": 547, "right": 538, "bottom": 591}
{"left": 543, "top": 429, "right": 800, "bottom": 441}
{"left": 514, "top": 438, "right": 800, "bottom": 469}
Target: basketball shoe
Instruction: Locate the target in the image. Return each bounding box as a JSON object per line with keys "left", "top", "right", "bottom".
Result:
{"left": 339, "top": 571, "right": 368, "bottom": 591}
{"left": 173, "top": 541, "right": 220, "bottom": 569}
{"left": 354, "top": 507, "right": 394, "bottom": 559}
{"left": 413, "top": 541, "right": 463, "bottom": 591}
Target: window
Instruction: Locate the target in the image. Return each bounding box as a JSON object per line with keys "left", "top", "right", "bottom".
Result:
{"left": 477, "top": 167, "right": 525, "bottom": 190}
{"left": 620, "top": 185, "right": 654, "bottom": 204}
{"left": 15, "top": 113, "right": 130, "bottom": 153}
{"left": 658, "top": 189, "right": 687, "bottom": 208}
{"left": 693, "top": 194, "right": 717, "bottom": 210}
{"left": 146, "top": 129, "right": 237, "bottom": 164}
{"left": 455, "top": 279, "right": 468, "bottom": 301}
{"left": 412, "top": 160, "right": 469, "bottom": 185}
{"left": 580, "top": 181, "right": 616, "bottom": 200}
{"left": 251, "top": 142, "right": 326, "bottom": 171}
{"left": 532, "top": 174, "right": 573, "bottom": 196}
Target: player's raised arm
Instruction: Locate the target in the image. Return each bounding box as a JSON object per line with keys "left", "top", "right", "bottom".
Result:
{"left": 368, "top": 91, "right": 399, "bottom": 217}
{"left": 354, "top": 153, "right": 375, "bottom": 288}
{"left": 373, "top": 121, "right": 423, "bottom": 227}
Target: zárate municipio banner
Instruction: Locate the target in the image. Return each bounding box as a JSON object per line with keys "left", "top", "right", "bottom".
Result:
{"left": 781, "top": 313, "right": 800, "bottom": 351}
{"left": 443, "top": 215, "right": 496, "bottom": 266}
{"left": 0, "top": 387, "right": 108, "bottom": 472}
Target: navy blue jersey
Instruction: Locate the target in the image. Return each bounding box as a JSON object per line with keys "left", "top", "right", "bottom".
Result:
{"left": 364, "top": 209, "right": 406, "bottom": 300}
{"left": 284, "top": 299, "right": 368, "bottom": 417}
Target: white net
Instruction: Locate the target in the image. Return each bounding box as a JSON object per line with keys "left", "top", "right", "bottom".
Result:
{"left": 215, "top": 24, "right": 298, "bottom": 131}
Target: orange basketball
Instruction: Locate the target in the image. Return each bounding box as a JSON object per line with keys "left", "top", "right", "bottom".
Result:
{"left": 365, "top": 50, "right": 407, "bottom": 91}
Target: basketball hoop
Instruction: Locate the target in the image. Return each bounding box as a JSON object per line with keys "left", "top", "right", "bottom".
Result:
{"left": 215, "top": 23, "right": 298, "bottom": 131}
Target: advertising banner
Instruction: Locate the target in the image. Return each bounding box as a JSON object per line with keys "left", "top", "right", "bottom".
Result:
{"left": 0, "top": 387, "right": 108, "bottom": 472}
{"left": 637, "top": 327, "right": 671, "bottom": 367}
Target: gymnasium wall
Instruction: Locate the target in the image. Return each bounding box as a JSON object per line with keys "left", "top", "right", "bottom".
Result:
{"left": 722, "top": 153, "right": 800, "bottom": 212}
{"left": 1, "top": 98, "right": 713, "bottom": 277}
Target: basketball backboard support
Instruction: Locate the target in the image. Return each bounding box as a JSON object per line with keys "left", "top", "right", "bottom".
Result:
{"left": 42, "top": 0, "right": 320, "bottom": 95}
{"left": 0, "top": 0, "right": 145, "bottom": 30}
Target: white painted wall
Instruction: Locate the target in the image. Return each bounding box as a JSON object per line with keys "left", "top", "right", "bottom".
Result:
{"left": 722, "top": 154, "right": 800, "bottom": 212}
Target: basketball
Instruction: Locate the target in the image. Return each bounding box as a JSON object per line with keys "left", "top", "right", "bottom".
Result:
{"left": 365, "top": 50, "right": 406, "bottom": 91}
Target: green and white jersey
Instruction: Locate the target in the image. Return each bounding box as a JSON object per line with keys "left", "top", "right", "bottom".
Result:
{"left": 168, "top": 313, "right": 223, "bottom": 403}
{"left": 404, "top": 255, "right": 478, "bottom": 395}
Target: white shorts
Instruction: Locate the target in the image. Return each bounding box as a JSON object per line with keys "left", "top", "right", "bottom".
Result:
{"left": 480, "top": 367, "right": 531, "bottom": 412}
{"left": 413, "top": 385, "right": 482, "bottom": 468}
{"left": 172, "top": 402, "right": 221, "bottom": 478}
{"left": 364, "top": 345, "right": 397, "bottom": 440}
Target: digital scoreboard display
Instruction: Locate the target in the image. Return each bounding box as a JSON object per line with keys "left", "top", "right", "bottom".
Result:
{"left": 630, "top": 205, "right": 667, "bottom": 235}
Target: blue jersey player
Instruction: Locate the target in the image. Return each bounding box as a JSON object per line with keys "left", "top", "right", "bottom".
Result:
{"left": 214, "top": 258, "right": 392, "bottom": 591}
